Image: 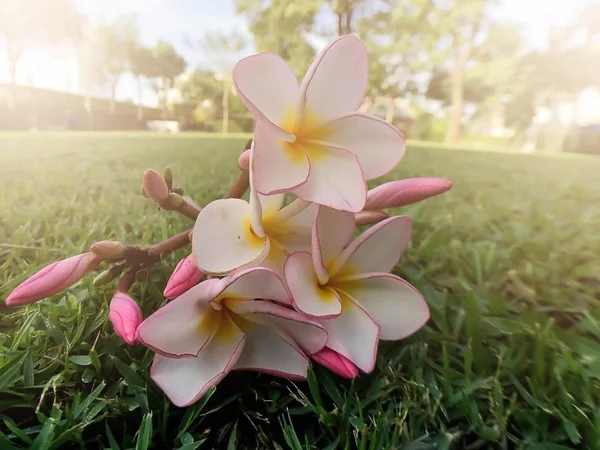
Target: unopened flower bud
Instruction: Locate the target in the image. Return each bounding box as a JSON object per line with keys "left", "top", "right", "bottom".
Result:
{"left": 365, "top": 178, "right": 453, "bottom": 210}
{"left": 168, "top": 192, "right": 184, "bottom": 208}
{"left": 238, "top": 149, "right": 250, "bottom": 171}
{"left": 6, "top": 253, "right": 102, "bottom": 306}
{"left": 93, "top": 266, "right": 122, "bottom": 287}
{"left": 109, "top": 291, "right": 142, "bottom": 345}
{"left": 91, "top": 241, "right": 127, "bottom": 259}
{"left": 142, "top": 169, "right": 169, "bottom": 204}
{"left": 164, "top": 254, "right": 204, "bottom": 299}
{"left": 163, "top": 166, "right": 173, "bottom": 190}
{"left": 312, "top": 347, "right": 359, "bottom": 379}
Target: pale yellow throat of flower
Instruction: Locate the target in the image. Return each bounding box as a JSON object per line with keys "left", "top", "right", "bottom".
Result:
{"left": 196, "top": 298, "right": 254, "bottom": 342}
{"left": 280, "top": 106, "right": 333, "bottom": 163}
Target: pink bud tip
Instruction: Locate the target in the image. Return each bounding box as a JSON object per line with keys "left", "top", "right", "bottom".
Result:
{"left": 354, "top": 210, "right": 389, "bottom": 227}
{"left": 365, "top": 178, "right": 453, "bottom": 210}
{"left": 142, "top": 169, "right": 169, "bottom": 204}
{"left": 6, "top": 253, "right": 102, "bottom": 306}
{"left": 164, "top": 254, "right": 205, "bottom": 299}
{"left": 109, "top": 291, "right": 143, "bottom": 345}
{"left": 312, "top": 347, "right": 359, "bottom": 379}
{"left": 238, "top": 149, "right": 250, "bottom": 171}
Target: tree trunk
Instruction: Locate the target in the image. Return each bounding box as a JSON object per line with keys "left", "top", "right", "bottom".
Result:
{"left": 345, "top": 8, "right": 353, "bottom": 34}
{"left": 222, "top": 76, "right": 229, "bottom": 134}
{"left": 136, "top": 76, "right": 144, "bottom": 124}
{"left": 445, "top": 57, "right": 465, "bottom": 144}
{"left": 84, "top": 94, "right": 94, "bottom": 130}
{"left": 337, "top": 14, "right": 344, "bottom": 36}
{"left": 110, "top": 78, "right": 119, "bottom": 116}
{"left": 385, "top": 97, "right": 395, "bottom": 123}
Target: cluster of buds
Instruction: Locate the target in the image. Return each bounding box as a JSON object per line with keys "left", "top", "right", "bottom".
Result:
{"left": 5, "top": 35, "right": 453, "bottom": 407}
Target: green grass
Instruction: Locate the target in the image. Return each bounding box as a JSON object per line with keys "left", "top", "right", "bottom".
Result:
{"left": 1, "top": 133, "right": 600, "bottom": 449}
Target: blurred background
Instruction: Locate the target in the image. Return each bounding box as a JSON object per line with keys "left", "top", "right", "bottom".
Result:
{"left": 0, "top": 0, "right": 599, "bottom": 154}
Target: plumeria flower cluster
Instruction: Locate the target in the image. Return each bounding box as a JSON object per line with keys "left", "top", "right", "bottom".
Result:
{"left": 5, "top": 35, "right": 452, "bottom": 408}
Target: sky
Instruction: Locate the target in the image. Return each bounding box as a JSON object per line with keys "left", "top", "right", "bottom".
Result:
{"left": 0, "top": 0, "right": 596, "bottom": 110}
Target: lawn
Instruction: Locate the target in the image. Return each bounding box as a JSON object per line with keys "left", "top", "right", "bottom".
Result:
{"left": 1, "top": 133, "right": 600, "bottom": 449}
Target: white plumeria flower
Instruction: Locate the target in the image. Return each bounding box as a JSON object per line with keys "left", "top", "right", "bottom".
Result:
{"left": 193, "top": 149, "right": 316, "bottom": 275}
{"left": 232, "top": 35, "right": 406, "bottom": 212}
{"left": 137, "top": 267, "right": 327, "bottom": 407}
{"left": 284, "top": 206, "right": 429, "bottom": 373}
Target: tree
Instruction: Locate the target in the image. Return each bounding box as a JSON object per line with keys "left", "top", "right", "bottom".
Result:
{"left": 235, "top": 0, "right": 322, "bottom": 77}
{"left": 328, "top": 0, "right": 366, "bottom": 35}
{"left": 146, "top": 40, "right": 186, "bottom": 116}
{"left": 199, "top": 31, "right": 247, "bottom": 133}
{"left": 0, "top": 0, "right": 80, "bottom": 108}
{"left": 356, "top": 0, "right": 437, "bottom": 121}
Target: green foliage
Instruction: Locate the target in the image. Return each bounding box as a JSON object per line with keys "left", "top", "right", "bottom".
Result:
{"left": 235, "top": 0, "right": 322, "bottom": 77}
{"left": 1, "top": 134, "right": 600, "bottom": 448}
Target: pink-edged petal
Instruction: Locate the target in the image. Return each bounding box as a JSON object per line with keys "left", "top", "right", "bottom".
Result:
{"left": 292, "top": 146, "right": 366, "bottom": 213}
{"left": 151, "top": 319, "right": 246, "bottom": 407}
{"left": 192, "top": 198, "right": 269, "bottom": 275}
{"left": 233, "top": 52, "right": 300, "bottom": 132}
{"left": 229, "top": 300, "right": 327, "bottom": 355}
{"left": 335, "top": 274, "right": 429, "bottom": 340}
{"left": 109, "top": 292, "right": 143, "bottom": 345}
{"left": 232, "top": 321, "right": 309, "bottom": 380}
{"left": 248, "top": 147, "right": 265, "bottom": 237}
{"left": 300, "top": 35, "right": 368, "bottom": 123}
{"left": 312, "top": 206, "right": 355, "bottom": 284}
{"left": 312, "top": 347, "right": 359, "bottom": 379}
{"left": 164, "top": 254, "right": 205, "bottom": 299}
{"left": 210, "top": 267, "right": 291, "bottom": 306}
{"left": 365, "top": 178, "right": 453, "bottom": 210}
{"left": 238, "top": 149, "right": 251, "bottom": 171}
{"left": 322, "top": 113, "right": 405, "bottom": 180}
{"left": 137, "top": 279, "right": 221, "bottom": 357}
{"left": 321, "top": 291, "right": 380, "bottom": 373}
{"left": 284, "top": 252, "right": 341, "bottom": 318}
{"left": 253, "top": 121, "right": 310, "bottom": 195}
{"left": 334, "top": 216, "right": 412, "bottom": 276}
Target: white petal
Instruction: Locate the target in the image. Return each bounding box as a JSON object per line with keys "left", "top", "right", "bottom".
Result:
{"left": 253, "top": 121, "right": 310, "bottom": 195}
{"left": 284, "top": 252, "right": 342, "bottom": 318}
{"left": 233, "top": 52, "right": 300, "bottom": 131}
{"left": 300, "top": 35, "right": 368, "bottom": 123}
{"left": 312, "top": 206, "right": 355, "bottom": 283}
{"left": 232, "top": 321, "right": 309, "bottom": 379}
{"left": 229, "top": 300, "right": 327, "bottom": 355}
{"left": 334, "top": 216, "right": 412, "bottom": 276}
{"left": 292, "top": 146, "right": 366, "bottom": 213}
{"left": 137, "top": 279, "right": 220, "bottom": 357}
{"left": 150, "top": 315, "right": 246, "bottom": 407}
{"left": 322, "top": 113, "right": 405, "bottom": 180}
{"left": 210, "top": 267, "right": 291, "bottom": 306}
{"left": 335, "top": 274, "right": 429, "bottom": 341}
{"left": 193, "top": 198, "right": 269, "bottom": 275}
{"left": 321, "top": 290, "right": 380, "bottom": 373}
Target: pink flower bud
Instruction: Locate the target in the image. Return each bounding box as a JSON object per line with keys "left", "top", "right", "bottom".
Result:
{"left": 238, "top": 149, "right": 250, "bottom": 171}
{"left": 365, "top": 178, "right": 453, "bottom": 210}
{"left": 354, "top": 210, "right": 389, "bottom": 226}
{"left": 91, "top": 240, "right": 127, "bottom": 259}
{"left": 142, "top": 169, "right": 169, "bottom": 204}
{"left": 109, "top": 291, "right": 143, "bottom": 345}
{"left": 164, "top": 254, "right": 204, "bottom": 299}
{"left": 6, "top": 253, "right": 102, "bottom": 306}
{"left": 312, "top": 347, "right": 359, "bottom": 379}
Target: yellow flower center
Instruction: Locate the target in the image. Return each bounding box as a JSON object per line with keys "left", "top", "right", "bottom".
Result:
{"left": 280, "top": 107, "right": 332, "bottom": 163}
